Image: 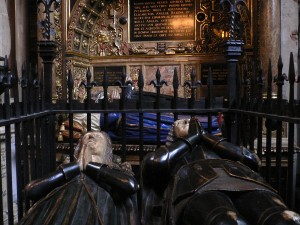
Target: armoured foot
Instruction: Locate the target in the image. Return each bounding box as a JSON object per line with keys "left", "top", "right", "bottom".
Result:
{"left": 235, "top": 191, "right": 300, "bottom": 225}
{"left": 261, "top": 210, "right": 300, "bottom": 225}
{"left": 210, "top": 211, "right": 248, "bottom": 225}
{"left": 182, "top": 191, "right": 249, "bottom": 225}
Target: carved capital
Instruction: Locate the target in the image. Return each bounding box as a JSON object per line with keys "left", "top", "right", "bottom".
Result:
{"left": 224, "top": 39, "right": 244, "bottom": 60}
{"left": 38, "top": 41, "right": 58, "bottom": 63}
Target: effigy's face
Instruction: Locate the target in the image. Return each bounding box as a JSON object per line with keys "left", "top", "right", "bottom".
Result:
{"left": 77, "top": 131, "right": 113, "bottom": 170}
{"left": 173, "top": 118, "right": 190, "bottom": 138}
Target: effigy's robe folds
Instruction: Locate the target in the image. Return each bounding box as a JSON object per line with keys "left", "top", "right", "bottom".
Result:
{"left": 19, "top": 173, "right": 139, "bottom": 225}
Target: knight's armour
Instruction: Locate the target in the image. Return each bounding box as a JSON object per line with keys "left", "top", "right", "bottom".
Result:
{"left": 171, "top": 158, "right": 274, "bottom": 206}
{"left": 141, "top": 118, "right": 300, "bottom": 225}
{"left": 142, "top": 117, "right": 262, "bottom": 192}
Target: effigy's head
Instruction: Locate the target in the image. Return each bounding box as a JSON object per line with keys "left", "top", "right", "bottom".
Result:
{"left": 75, "top": 131, "right": 113, "bottom": 171}
{"left": 173, "top": 118, "right": 190, "bottom": 138}
{"left": 166, "top": 118, "right": 190, "bottom": 146}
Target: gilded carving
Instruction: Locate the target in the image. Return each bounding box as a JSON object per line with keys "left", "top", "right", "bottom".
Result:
{"left": 74, "top": 36, "right": 80, "bottom": 47}
{"left": 89, "top": 16, "right": 124, "bottom": 56}
{"left": 87, "top": 18, "right": 94, "bottom": 28}
{"left": 73, "top": 65, "right": 88, "bottom": 100}
{"left": 97, "top": 1, "right": 105, "bottom": 10}
{"left": 67, "top": 0, "right": 125, "bottom": 56}
{"left": 59, "top": 0, "right": 253, "bottom": 100}
{"left": 66, "top": 0, "right": 253, "bottom": 56}
{"left": 130, "top": 66, "right": 142, "bottom": 89}
{"left": 130, "top": 44, "right": 150, "bottom": 55}
{"left": 54, "top": 0, "right": 63, "bottom": 100}
{"left": 184, "top": 65, "right": 194, "bottom": 98}
{"left": 67, "top": 0, "right": 84, "bottom": 50}
{"left": 79, "top": 13, "right": 87, "bottom": 24}
{"left": 82, "top": 39, "right": 88, "bottom": 49}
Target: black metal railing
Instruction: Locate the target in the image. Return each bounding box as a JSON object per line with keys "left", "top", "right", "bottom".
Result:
{"left": 230, "top": 53, "right": 300, "bottom": 210}
{"left": 0, "top": 51, "right": 299, "bottom": 224}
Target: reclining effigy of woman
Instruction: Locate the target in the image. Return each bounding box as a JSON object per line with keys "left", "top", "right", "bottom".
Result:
{"left": 19, "top": 131, "right": 140, "bottom": 225}
{"left": 141, "top": 117, "right": 300, "bottom": 225}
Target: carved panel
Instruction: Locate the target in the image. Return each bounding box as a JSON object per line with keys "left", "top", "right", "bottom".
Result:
{"left": 129, "top": 65, "right": 142, "bottom": 89}
{"left": 184, "top": 64, "right": 197, "bottom": 98}
{"left": 72, "top": 64, "right": 89, "bottom": 101}
{"left": 143, "top": 65, "right": 182, "bottom": 97}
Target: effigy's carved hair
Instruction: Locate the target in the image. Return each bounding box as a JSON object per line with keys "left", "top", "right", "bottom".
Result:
{"left": 166, "top": 118, "right": 190, "bottom": 147}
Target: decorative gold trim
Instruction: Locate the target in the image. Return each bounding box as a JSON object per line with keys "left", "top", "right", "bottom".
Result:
{"left": 73, "top": 61, "right": 91, "bottom": 68}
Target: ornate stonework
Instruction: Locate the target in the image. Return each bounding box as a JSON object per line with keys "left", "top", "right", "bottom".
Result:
{"left": 50, "top": 0, "right": 254, "bottom": 99}
{"left": 184, "top": 64, "right": 195, "bottom": 98}
{"left": 67, "top": 0, "right": 125, "bottom": 56}
{"left": 54, "top": 1, "right": 63, "bottom": 100}
{"left": 66, "top": 0, "right": 253, "bottom": 56}
{"left": 129, "top": 66, "right": 142, "bottom": 89}
{"left": 73, "top": 64, "right": 89, "bottom": 101}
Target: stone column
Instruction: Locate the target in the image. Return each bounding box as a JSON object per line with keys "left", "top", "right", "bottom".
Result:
{"left": 0, "top": 0, "right": 11, "bottom": 58}
{"left": 280, "top": 1, "right": 298, "bottom": 98}
{"left": 259, "top": 0, "right": 281, "bottom": 94}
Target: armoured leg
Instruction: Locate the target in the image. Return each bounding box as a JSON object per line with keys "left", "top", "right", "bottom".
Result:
{"left": 235, "top": 191, "right": 300, "bottom": 225}
{"left": 182, "top": 191, "right": 249, "bottom": 225}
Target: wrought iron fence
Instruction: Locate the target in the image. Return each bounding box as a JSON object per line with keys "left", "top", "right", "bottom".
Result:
{"left": 0, "top": 51, "right": 299, "bottom": 224}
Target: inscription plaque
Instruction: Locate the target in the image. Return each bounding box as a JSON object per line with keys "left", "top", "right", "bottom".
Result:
{"left": 130, "top": 0, "right": 195, "bottom": 42}
{"left": 201, "top": 64, "right": 228, "bottom": 85}
{"left": 94, "top": 66, "right": 125, "bottom": 86}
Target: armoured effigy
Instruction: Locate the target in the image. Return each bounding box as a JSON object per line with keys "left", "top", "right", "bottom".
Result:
{"left": 19, "top": 131, "right": 140, "bottom": 225}
{"left": 141, "top": 117, "right": 300, "bottom": 225}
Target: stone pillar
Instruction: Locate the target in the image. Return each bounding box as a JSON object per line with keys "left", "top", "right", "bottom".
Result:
{"left": 281, "top": 1, "right": 298, "bottom": 98}
{"left": 259, "top": 0, "right": 281, "bottom": 94}
{"left": 0, "top": 0, "right": 11, "bottom": 58}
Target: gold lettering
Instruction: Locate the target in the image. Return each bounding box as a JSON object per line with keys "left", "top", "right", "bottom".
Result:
{"left": 132, "top": 0, "right": 195, "bottom": 40}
